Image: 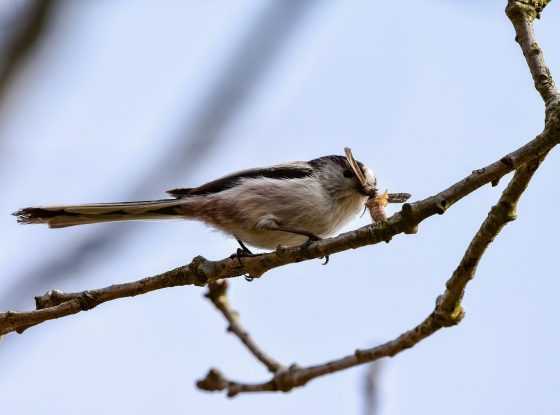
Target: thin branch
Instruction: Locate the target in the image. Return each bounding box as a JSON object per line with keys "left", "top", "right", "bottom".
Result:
{"left": 1, "top": 112, "right": 558, "bottom": 336}
{"left": 506, "top": 0, "right": 559, "bottom": 108}
{"left": 195, "top": 151, "right": 546, "bottom": 397}
{"left": 436, "top": 159, "right": 543, "bottom": 316}
{"left": 204, "top": 280, "right": 284, "bottom": 373}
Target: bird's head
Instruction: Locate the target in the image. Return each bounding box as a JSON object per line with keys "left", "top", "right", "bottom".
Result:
{"left": 309, "top": 149, "right": 377, "bottom": 199}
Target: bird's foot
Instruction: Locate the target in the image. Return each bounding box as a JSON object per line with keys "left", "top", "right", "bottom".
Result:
{"left": 229, "top": 245, "right": 256, "bottom": 261}
{"left": 234, "top": 238, "right": 255, "bottom": 256}
{"left": 300, "top": 234, "right": 329, "bottom": 265}
{"left": 230, "top": 248, "right": 257, "bottom": 279}
{"left": 231, "top": 239, "right": 259, "bottom": 281}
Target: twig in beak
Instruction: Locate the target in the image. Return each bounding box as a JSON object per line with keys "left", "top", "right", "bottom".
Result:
{"left": 344, "top": 147, "right": 376, "bottom": 196}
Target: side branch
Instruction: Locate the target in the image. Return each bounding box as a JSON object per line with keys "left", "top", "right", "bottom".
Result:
{"left": 202, "top": 281, "right": 284, "bottom": 373}
{"left": 196, "top": 152, "right": 546, "bottom": 397}
{"left": 506, "top": 0, "right": 559, "bottom": 108}
{"left": 436, "top": 158, "right": 543, "bottom": 315}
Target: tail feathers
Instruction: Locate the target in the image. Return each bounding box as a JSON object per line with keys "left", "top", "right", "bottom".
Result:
{"left": 14, "top": 199, "right": 186, "bottom": 228}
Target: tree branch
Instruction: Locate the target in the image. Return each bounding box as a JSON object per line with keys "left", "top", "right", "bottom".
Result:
{"left": 203, "top": 280, "right": 284, "bottom": 373}
{"left": 195, "top": 147, "right": 546, "bottom": 397}
{"left": 506, "top": 0, "right": 559, "bottom": 109}
{"left": 0, "top": 108, "right": 558, "bottom": 336}
{"left": 194, "top": 1, "right": 558, "bottom": 396}
{"left": 0, "top": 0, "right": 559, "bottom": 398}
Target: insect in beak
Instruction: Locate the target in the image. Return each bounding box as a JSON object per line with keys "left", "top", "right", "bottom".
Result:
{"left": 344, "top": 147, "right": 412, "bottom": 223}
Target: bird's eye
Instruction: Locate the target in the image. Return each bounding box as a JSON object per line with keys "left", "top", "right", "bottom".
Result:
{"left": 343, "top": 170, "right": 353, "bottom": 178}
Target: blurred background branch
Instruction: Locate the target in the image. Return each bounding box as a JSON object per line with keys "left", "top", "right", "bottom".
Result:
{"left": 0, "top": 0, "right": 56, "bottom": 108}
{"left": 363, "top": 362, "right": 383, "bottom": 415}
{"left": 0, "top": 0, "right": 320, "bottom": 310}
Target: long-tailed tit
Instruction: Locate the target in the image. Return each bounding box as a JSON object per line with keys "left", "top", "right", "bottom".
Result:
{"left": 14, "top": 149, "right": 409, "bottom": 251}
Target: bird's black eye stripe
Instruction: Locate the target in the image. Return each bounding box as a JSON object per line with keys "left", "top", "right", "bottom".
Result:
{"left": 343, "top": 169, "right": 353, "bottom": 178}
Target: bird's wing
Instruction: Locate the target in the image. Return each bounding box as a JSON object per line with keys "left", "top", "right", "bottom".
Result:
{"left": 167, "top": 162, "right": 313, "bottom": 198}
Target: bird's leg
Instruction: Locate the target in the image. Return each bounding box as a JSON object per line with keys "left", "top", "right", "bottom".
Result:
{"left": 235, "top": 238, "right": 255, "bottom": 256}
{"left": 257, "top": 218, "right": 329, "bottom": 264}
{"left": 231, "top": 237, "right": 258, "bottom": 281}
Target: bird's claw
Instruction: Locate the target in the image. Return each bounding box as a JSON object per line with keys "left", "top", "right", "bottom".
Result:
{"left": 301, "top": 235, "right": 329, "bottom": 265}
{"left": 230, "top": 245, "right": 259, "bottom": 281}
{"left": 236, "top": 247, "right": 255, "bottom": 257}
{"left": 229, "top": 247, "right": 255, "bottom": 264}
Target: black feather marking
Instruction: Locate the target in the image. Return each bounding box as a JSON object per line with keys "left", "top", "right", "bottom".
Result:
{"left": 151, "top": 206, "right": 181, "bottom": 215}
{"left": 65, "top": 199, "right": 175, "bottom": 206}
{"left": 167, "top": 164, "right": 314, "bottom": 197}
{"left": 166, "top": 188, "right": 194, "bottom": 198}
{"left": 105, "top": 210, "right": 128, "bottom": 215}
{"left": 87, "top": 206, "right": 180, "bottom": 216}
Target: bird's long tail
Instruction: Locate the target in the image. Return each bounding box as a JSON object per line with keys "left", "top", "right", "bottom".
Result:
{"left": 13, "top": 199, "right": 188, "bottom": 229}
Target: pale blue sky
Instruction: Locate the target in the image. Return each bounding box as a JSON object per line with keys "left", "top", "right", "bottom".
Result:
{"left": 0, "top": 1, "right": 559, "bottom": 414}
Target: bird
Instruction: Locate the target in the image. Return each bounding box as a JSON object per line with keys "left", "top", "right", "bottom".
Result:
{"left": 13, "top": 148, "right": 409, "bottom": 252}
